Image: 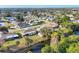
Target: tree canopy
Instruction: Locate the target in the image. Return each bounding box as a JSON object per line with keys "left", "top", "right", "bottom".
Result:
{"left": 41, "top": 44, "right": 51, "bottom": 53}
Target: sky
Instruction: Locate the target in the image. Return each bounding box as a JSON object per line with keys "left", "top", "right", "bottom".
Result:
{"left": 0, "top": 0, "right": 79, "bottom": 5}
{"left": 0, "top": 5, "right": 79, "bottom": 8}
{"left": 0, "top": 0, "right": 79, "bottom": 8}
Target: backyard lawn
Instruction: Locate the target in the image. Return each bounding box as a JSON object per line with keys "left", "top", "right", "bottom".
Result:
{"left": 27, "top": 35, "right": 44, "bottom": 43}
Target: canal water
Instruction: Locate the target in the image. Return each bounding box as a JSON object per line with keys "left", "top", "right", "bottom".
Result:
{"left": 75, "top": 31, "right": 79, "bottom": 35}
{"left": 30, "top": 40, "right": 50, "bottom": 53}
{"left": 30, "top": 44, "right": 44, "bottom": 53}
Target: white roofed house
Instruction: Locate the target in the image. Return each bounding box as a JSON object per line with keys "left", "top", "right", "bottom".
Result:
{"left": 23, "top": 15, "right": 32, "bottom": 23}
{"left": 22, "top": 29, "right": 38, "bottom": 36}
{"left": 0, "top": 21, "right": 9, "bottom": 34}
{"left": 18, "top": 22, "right": 31, "bottom": 28}
{"left": 10, "top": 25, "right": 20, "bottom": 29}
{"left": 0, "top": 21, "right": 6, "bottom": 27}
{"left": 66, "top": 14, "right": 74, "bottom": 21}
{"left": 6, "top": 17, "right": 16, "bottom": 22}
{"left": 10, "top": 21, "right": 20, "bottom": 29}
{"left": 51, "top": 22, "right": 59, "bottom": 28}
{"left": 2, "top": 33, "right": 20, "bottom": 40}
{"left": 46, "top": 16, "right": 54, "bottom": 21}
{"left": 71, "top": 19, "right": 79, "bottom": 23}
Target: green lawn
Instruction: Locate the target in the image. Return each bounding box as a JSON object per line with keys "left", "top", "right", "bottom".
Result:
{"left": 1, "top": 40, "right": 17, "bottom": 49}
{"left": 27, "top": 35, "right": 43, "bottom": 43}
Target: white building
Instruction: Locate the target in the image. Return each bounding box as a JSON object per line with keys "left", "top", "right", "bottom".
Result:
{"left": 71, "top": 20, "right": 79, "bottom": 23}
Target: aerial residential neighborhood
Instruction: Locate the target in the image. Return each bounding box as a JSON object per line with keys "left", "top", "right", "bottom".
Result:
{"left": 0, "top": 8, "right": 79, "bottom": 53}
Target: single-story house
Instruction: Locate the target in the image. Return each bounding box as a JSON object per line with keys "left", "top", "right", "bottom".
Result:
{"left": 0, "top": 27, "right": 8, "bottom": 34}
{"left": 2, "top": 34, "right": 19, "bottom": 40}
{"left": 47, "top": 16, "right": 54, "bottom": 21}
{"left": 18, "top": 22, "right": 31, "bottom": 28}
{"left": 0, "top": 20, "right": 7, "bottom": 22}
{"left": 51, "top": 22, "right": 58, "bottom": 28}
{"left": 22, "top": 29, "right": 38, "bottom": 36}
{"left": 71, "top": 20, "right": 79, "bottom": 23}
{"left": 10, "top": 25, "right": 19, "bottom": 29}
{"left": 0, "top": 22, "right": 5, "bottom": 27}
{"left": 6, "top": 17, "right": 16, "bottom": 21}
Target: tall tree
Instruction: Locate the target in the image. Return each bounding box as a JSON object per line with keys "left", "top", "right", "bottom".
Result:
{"left": 41, "top": 44, "right": 51, "bottom": 53}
